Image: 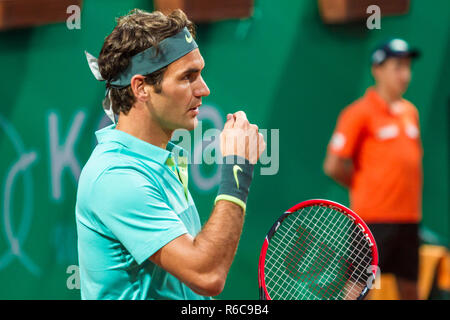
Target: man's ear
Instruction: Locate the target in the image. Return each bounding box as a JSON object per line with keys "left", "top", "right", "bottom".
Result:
{"left": 130, "top": 74, "right": 150, "bottom": 102}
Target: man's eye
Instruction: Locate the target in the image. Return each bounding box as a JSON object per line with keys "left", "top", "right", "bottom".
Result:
{"left": 183, "top": 73, "right": 198, "bottom": 81}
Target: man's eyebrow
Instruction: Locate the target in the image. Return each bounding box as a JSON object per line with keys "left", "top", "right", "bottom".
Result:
{"left": 180, "top": 67, "right": 202, "bottom": 75}
{"left": 181, "top": 67, "right": 203, "bottom": 76}
{"left": 180, "top": 60, "right": 205, "bottom": 75}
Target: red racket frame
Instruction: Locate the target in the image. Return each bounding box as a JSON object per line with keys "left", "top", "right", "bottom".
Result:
{"left": 258, "top": 199, "right": 378, "bottom": 300}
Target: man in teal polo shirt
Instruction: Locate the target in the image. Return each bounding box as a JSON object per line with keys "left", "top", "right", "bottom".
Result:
{"left": 76, "top": 9, "right": 265, "bottom": 299}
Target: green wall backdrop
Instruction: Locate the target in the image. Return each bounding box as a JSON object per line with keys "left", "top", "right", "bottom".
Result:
{"left": 0, "top": 0, "right": 448, "bottom": 299}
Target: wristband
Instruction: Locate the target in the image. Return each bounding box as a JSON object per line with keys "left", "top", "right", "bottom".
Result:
{"left": 214, "top": 156, "right": 254, "bottom": 212}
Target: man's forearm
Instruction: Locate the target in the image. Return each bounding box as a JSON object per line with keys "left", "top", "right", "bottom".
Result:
{"left": 148, "top": 200, "right": 246, "bottom": 296}
{"left": 330, "top": 170, "right": 353, "bottom": 188}
{"left": 193, "top": 200, "right": 245, "bottom": 280}
{"left": 324, "top": 154, "right": 354, "bottom": 188}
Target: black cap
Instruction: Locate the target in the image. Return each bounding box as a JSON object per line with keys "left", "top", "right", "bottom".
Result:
{"left": 371, "top": 38, "right": 420, "bottom": 65}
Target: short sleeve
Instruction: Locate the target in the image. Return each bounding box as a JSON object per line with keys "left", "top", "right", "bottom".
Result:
{"left": 328, "top": 105, "right": 367, "bottom": 159}
{"left": 92, "top": 167, "right": 188, "bottom": 265}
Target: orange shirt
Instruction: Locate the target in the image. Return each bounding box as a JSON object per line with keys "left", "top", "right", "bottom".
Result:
{"left": 328, "top": 88, "right": 423, "bottom": 223}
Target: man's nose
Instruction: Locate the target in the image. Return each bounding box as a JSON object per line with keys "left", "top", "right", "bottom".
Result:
{"left": 193, "top": 76, "right": 210, "bottom": 97}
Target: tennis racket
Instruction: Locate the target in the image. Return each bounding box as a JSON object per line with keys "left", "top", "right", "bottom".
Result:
{"left": 258, "top": 199, "right": 378, "bottom": 300}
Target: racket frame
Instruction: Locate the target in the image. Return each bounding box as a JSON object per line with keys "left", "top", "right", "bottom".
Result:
{"left": 258, "top": 199, "right": 378, "bottom": 300}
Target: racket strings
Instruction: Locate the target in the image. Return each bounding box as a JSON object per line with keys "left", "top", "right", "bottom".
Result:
{"left": 264, "top": 205, "right": 373, "bottom": 300}
{"left": 266, "top": 206, "right": 338, "bottom": 300}
{"left": 282, "top": 225, "right": 354, "bottom": 299}
{"left": 267, "top": 226, "right": 372, "bottom": 300}
{"left": 285, "top": 207, "right": 357, "bottom": 299}
{"left": 296, "top": 213, "right": 370, "bottom": 300}
{"left": 273, "top": 212, "right": 371, "bottom": 300}
{"left": 266, "top": 225, "right": 372, "bottom": 298}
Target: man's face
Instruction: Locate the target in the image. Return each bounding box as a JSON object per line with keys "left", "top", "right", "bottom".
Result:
{"left": 373, "top": 56, "right": 412, "bottom": 97}
{"left": 146, "top": 49, "right": 210, "bottom": 132}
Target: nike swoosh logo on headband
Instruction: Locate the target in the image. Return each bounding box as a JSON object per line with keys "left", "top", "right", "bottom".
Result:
{"left": 233, "top": 165, "right": 243, "bottom": 190}
{"left": 185, "top": 33, "right": 193, "bottom": 43}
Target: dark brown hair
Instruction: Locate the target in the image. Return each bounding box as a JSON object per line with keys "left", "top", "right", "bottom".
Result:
{"left": 97, "top": 9, "right": 196, "bottom": 115}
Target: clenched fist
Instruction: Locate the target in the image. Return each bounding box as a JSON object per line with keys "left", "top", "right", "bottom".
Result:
{"left": 220, "top": 111, "right": 266, "bottom": 164}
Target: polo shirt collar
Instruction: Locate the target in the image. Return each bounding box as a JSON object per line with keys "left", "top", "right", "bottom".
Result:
{"left": 365, "top": 87, "right": 391, "bottom": 112}
{"left": 365, "top": 87, "right": 407, "bottom": 116}
{"left": 95, "top": 124, "right": 188, "bottom": 165}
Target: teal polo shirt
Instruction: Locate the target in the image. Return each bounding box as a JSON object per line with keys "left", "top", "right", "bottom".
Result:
{"left": 75, "top": 124, "right": 210, "bottom": 300}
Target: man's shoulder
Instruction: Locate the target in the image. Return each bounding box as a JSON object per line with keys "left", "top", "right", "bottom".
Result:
{"left": 401, "top": 98, "right": 419, "bottom": 116}
{"left": 78, "top": 144, "right": 163, "bottom": 196}
{"left": 76, "top": 152, "right": 163, "bottom": 217}
{"left": 78, "top": 144, "right": 123, "bottom": 183}
{"left": 340, "top": 94, "right": 371, "bottom": 120}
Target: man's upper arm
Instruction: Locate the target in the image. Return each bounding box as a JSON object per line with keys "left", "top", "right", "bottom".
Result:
{"left": 327, "top": 105, "right": 366, "bottom": 159}
{"left": 324, "top": 104, "right": 366, "bottom": 186}
{"left": 91, "top": 167, "right": 188, "bottom": 265}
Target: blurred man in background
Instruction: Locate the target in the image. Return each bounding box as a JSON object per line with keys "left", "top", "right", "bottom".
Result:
{"left": 323, "top": 38, "right": 422, "bottom": 300}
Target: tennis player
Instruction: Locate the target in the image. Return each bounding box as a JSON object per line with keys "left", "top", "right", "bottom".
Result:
{"left": 76, "top": 9, "right": 265, "bottom": 300}
{"left": 324, "top": 38, "right": 422, "bottom": 300}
